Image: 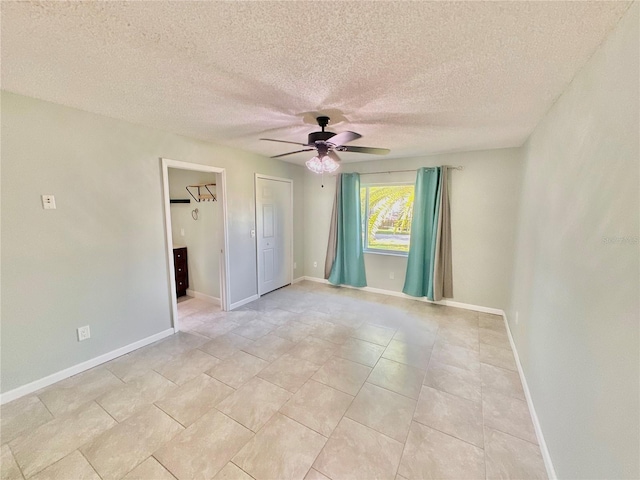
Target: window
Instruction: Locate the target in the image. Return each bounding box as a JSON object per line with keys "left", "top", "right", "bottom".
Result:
{"left": 361, "top": 184, "right": 414, "bottom": 255}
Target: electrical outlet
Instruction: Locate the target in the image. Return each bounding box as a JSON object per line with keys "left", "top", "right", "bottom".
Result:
{"left": 250, "top": 229, "right": 256, "bottom": 238}
{"left": 313, "top": 261, "right": 318, "bottom": 268}
{"left": 515, "top": 312, "right": 519, "bottom": 325}
{"left": 41, "top": 195, "right": 56, "bottom": 210}
{"left": 180, "top": 228, "right": 185, "bottom": 237}
{"left": 77, "top": 325, "right": 91, "bottom": 341}
{"left": 294, "top": 262, "right": 297, "bottom": 269}
{"left": 389, "top": 272, "right": 395, "bottom": 280}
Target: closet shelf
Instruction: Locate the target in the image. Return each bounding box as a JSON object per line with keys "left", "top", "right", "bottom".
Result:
{"left": 186, "top": 183, "right": 217, "bottom": 202}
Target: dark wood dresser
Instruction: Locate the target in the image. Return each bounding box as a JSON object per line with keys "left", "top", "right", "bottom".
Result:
{"left": 173, "top": 247, "right": 189, "bottom": 297}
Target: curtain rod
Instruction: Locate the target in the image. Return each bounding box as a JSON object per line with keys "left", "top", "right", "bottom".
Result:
{"left": 357, "top": 165, "right": 464, "bottom": 175}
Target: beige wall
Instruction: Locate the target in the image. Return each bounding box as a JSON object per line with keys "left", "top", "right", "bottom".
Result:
{"left": 304, "top": 148, "right": 524, "bottom": 310}
{"left": 508, "top": 4, "right": 639, "bottom": 478}
{"left": 0, "top": 91, "right": 305, "bottom": 393}
{"left": 168, "top": 168, "right": 221, "bottom": 299}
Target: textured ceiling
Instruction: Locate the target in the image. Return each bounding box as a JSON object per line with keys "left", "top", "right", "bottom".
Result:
{"left": 1, "top": 1, "right": 632, "bottom": 164}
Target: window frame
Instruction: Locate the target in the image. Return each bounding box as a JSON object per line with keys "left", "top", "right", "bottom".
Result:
{"left": 361, "top": 182, "right": 414, "bottom": 257}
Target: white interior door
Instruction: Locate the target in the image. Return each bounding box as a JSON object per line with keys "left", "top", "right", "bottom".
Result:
{"left": 256, "top": 175, "right": 292, "bottom": 295}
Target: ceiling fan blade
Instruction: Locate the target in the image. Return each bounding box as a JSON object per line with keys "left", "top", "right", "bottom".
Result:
{"left": 328, "top": 151, "right": 342, "bottom": 163}
{"left": 271, "top": 149, "right": 315, "bottom": 158}
{"left": 327, "top": 131, "right": 362, "bottom": 147}
{"left": 260, "top": 138, "right": 309, "bottom": 146}
{"left": 342, "top": 145, "right": 390, "bottom": 155}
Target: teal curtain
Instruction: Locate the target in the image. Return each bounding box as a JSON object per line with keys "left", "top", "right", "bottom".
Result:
{"left": 328, "top": 173, "right": 367, "bottom": 287}
{"left": 403, "top": 167, "right": 442, "bottom": 299}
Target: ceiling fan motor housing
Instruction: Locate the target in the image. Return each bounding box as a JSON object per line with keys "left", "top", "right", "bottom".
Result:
{"left": 308, "top": 131, "right": 336, "bottom": 145}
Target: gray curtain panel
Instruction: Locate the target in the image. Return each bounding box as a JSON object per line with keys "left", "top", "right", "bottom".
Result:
{"left": 433, "top": 167, "right": 453, "bottom": 300}
{"left": 324, "top": 174, "right": 341, "bottom": 279}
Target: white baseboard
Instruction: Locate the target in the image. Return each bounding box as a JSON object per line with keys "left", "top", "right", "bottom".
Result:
{"left": 502, "top": 313, "right": 557, "bottom": 479}
{"left": 0, "top": 328, "right": 175, "bottom": 405}
{"left": 301, "top": 276, "right": 503, "bottom": 316}
{"left": 185, "top": 289, "right": 221, "bottom": 306}
{"left": 291, "top": 276, "right": 305, "bottom": 284}
{"left": 230, "top": 294, "right": 259, "bottom": 310}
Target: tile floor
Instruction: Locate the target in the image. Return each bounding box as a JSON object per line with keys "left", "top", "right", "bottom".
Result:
{"left": 1, "top": 282, "right": 548, "bottom": 480}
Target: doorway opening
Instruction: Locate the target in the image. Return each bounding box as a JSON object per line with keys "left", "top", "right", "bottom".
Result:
{"left": 161, "top": 158, "right": 231, "bottom": 332}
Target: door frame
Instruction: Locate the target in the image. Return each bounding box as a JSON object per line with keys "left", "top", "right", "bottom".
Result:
{"left": 161, "top": 158, "right": 231, "bottom": 331}
{"left": 254, "top": 173, "right": 294, "bottom": 296}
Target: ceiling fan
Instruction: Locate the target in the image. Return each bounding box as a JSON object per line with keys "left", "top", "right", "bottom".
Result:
{"left": 260, "top": 116, "right": 390, "bottom": 173}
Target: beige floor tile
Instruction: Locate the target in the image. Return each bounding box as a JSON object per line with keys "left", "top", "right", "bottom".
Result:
{"left": 312, "top": 357, "right": 372, "bottom": 396}
{"left": 36, "top": 367, "right": 124, "bottom": 417}
{"left": 480, "top": 343, "right": 518, "bottom": 371}
{"left": 479, "top": 328, "right": 511, "bottom": 349}
{"left": 155, "top": 349, "right": 220, "bottom": 385}
{"left": 351, "top": 323, "right": 396, "bottom": 346}
{"left": 382, "top": 339, "right": 432, "bottom": 370}
{"left": 10, "top": 402, "right": 115, "bottom": 478}
{"left": 280, "top": 380, "right": 354, "bottom": 437}
{"left": 423, "top": 361, "right": 482, "bottom": 403}
{"left": 311, "top": 322, "right": 353, "bottom": 345}
{"left": 154, "top": 409, "right": 252, "bottom": 480}
{"left": 414, "top": 386, "right": 484, "bottom": 448}
{"left": 97, "top": 370, "right": 177, "bottom": 422}
{"left": 288, "top": 336, "right": 337, "bottom": 364}
{"left": 233, "top": 413, "right": 326, "bottom": 480}
{"left": 191, "top": 319, "right": 241, "bottom": 339}
{"left": 304, "top": 468, "right": 331, "bottom": 480}
{"left": 367, "top": 358, "right": 424, "bottom": 400}
{"left": 430, "top": 341, "right": 481, "bottom": 373}
{"left": 241, "top": 334, "right": 295, "bottom": 362}
{"left": 105, "top": 344, "right": 175, "bottom": 383}
{"left": 156, "top": 374, "right": 234, "bottom": 427}
{"left": 213, "top": 463, "right": 253, "bottom": 480}
{"left": 207, "top": 351, "right": 269, "bottom": 388}
{"left": 335, "top": 338, "right": 385, "bottom": 367}
{"left": 399, "top": 422, "right": 485, "bottom": 479}
{"left": 432, "top": 307, "right": 479, "bottom": 329}
{"left": 81, "top": 406, "right": 183, "bottom": 480}
{"left": 154, "top": 332, "right": 210, "bottom": 357}
{"left": 200, "top": 333, "right": 254, "bottom": 360}
{"left": 1, "top": 395, "right": 53, "bottom": 444}
{"left": 1, "top": 444, "right": 24, "bottom": 480}
{"left": 484, "top": 428, "right": 547, "bottom": 480}
{"left": 479, "top": 313, "right": 506, "bottom": 334}
{"left": 393, "top": 323, "right": 438, "bottom": 346}
{"left": 217, "top": 377, "right": 291, "bottom": 432}
{"left": 122, "top": 457, "right": 175, "bottom": 480}
{"left": 258, "top": 353, "right": 321, "bottom": 392}
{"left": 30, "top": 451, "right": 99, "bottom": 480}
{"left": 231, "top": 320, "right": 275, "bottom": 340}
{"left": 313, "top": 417, "right": 403, "bottom": 480}
{"left": 262, "top": 308, "right": 298, "bottom": 326}
{"left": 437, "top": 325, "right": 480, "bottom": 351}
{"left": 481, "top": 363, "right": 525, "bottom": 400}
{"left": 272, "top": 321, "right": 316, "bottom": 343}
{"left": 345, "top": 382, "right": 416, "bottom": 442}
{"left": 483, "top": 391, "right": 538, "bottom": 444}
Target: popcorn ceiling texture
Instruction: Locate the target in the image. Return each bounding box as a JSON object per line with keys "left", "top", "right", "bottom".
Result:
{"left": 0, "top": 1, "right": 632, "bottom": 163}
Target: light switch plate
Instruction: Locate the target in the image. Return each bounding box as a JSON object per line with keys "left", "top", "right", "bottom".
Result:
{"left": 77, "top": 325, "right": 91, "bottom": 341}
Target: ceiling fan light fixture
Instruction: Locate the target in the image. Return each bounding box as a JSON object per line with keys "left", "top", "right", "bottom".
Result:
{"left": 306, "top": 154, "right": 339, "bottom": 174}
{"left": 321, "top": 155, "right": 340, "bottom": 173}
{"left": 305, "top": 156, "right": 324, "bottom": 174}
